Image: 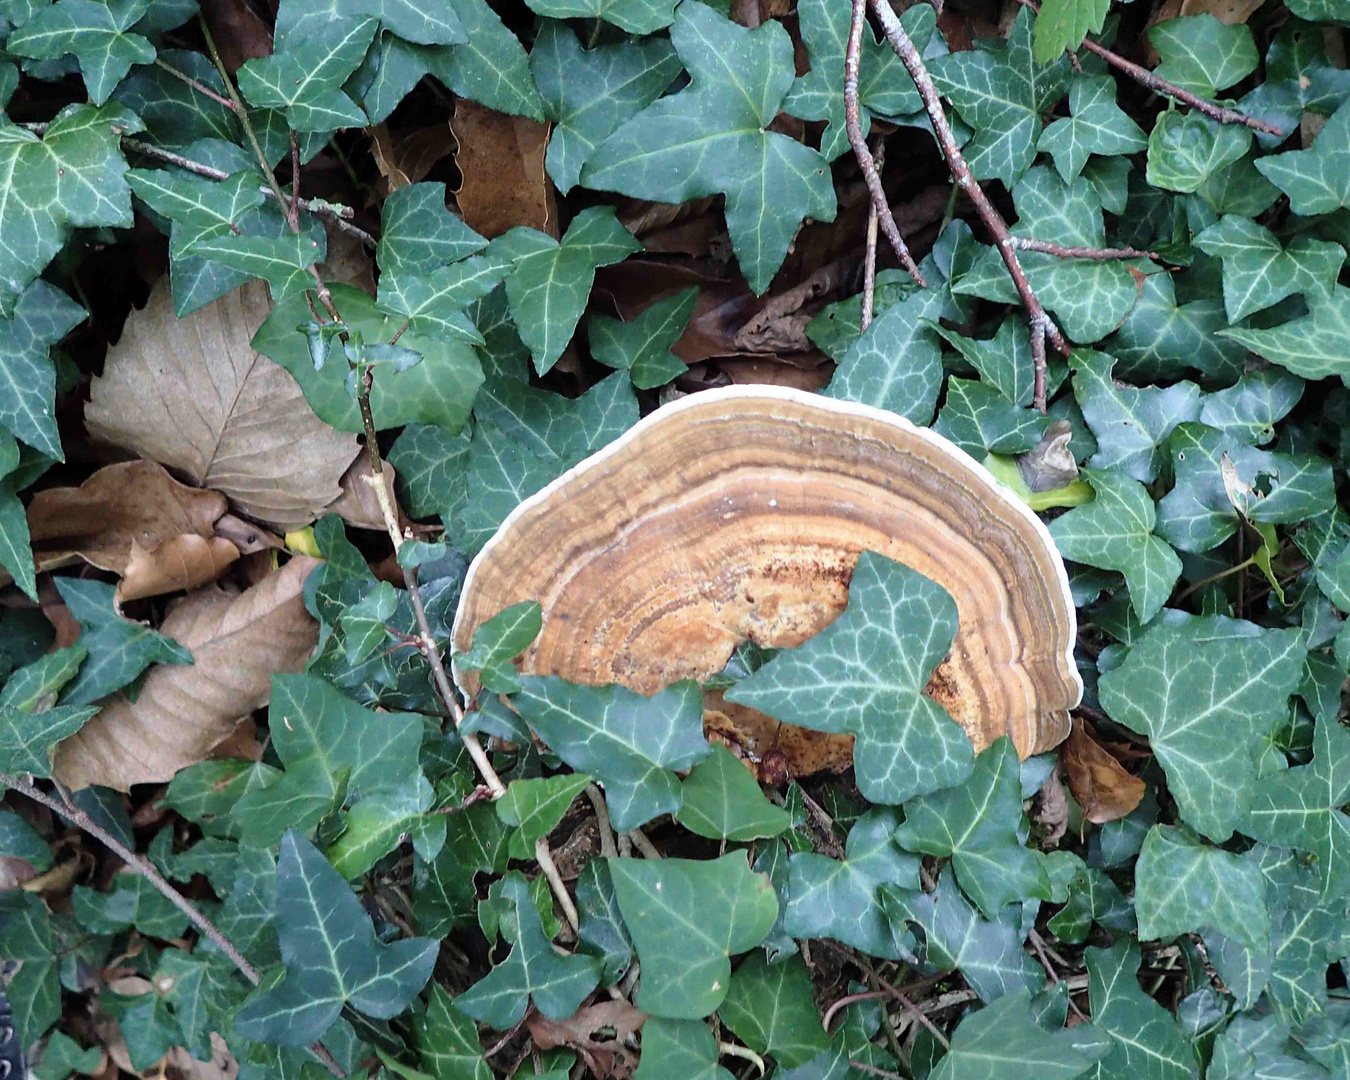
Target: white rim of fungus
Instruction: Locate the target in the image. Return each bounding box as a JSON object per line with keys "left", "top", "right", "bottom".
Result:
{"left": 450, "top": 384, "right": 1083, "bottom": 709}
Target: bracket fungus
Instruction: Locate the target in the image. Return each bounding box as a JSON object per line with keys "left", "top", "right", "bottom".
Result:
{"left": 452, "top": 386, "right": 1081, "bottom": 779}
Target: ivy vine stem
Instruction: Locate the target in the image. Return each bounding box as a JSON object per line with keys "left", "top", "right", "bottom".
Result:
{"left": 865, "top": 0, "right": 1066, "bottom": 411}
{"left": 0, "top": 771, "right": 348, "bottom": 1077}
{"left": 860, "top": 137, "right": 884, "bottom": 332}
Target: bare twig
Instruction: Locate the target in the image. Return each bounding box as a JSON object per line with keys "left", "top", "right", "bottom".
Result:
{"left": 535, "top": 837, "right": 581, "bottom": 935}
{"left": 585, "top": 783, "right": 618, "bottom": 859}
{"left": 1009, "top": 237, "right": 1159, "bottom": 262}
{"left": 861, "top": 138, "right": 884, "bottom": 331}
{"left": 797, "top": 788, "right": 845, "bottom": 858}
{"left": 626, "top": 828, "right": 662, "bottom": 859}
{"left": 288, "top": 129, "right": 302, "bottom": 232}
{"left": 1031, "top": 312, "right": 1049, "bottom": 413}
{"left": 848, "top": 1060, "right": 907, "bottom": 1080}
{"left": 868, "top": 0, "right": 1067, "bottom": 410}
{"left": 1015, "top": 0, "right": 1283, "bottom": 137}
{"left": 1028, "top": 929, "right": 1088, "bottom": 1021}
{"left": 819, "top": 940, "right": 951, "bottom": 1050}
{"left": 0, "top": 772, "right": 346, "bottom": 1077}
{"left": 823, "top": 989, "right": 891, "bottom": 1031}
{"left": 719, "top": 1043, "right": 767, "bottom": 1075}
{"left": 845, "top": 0, "right": 925, "bottom": 287}
{"left": 485, "top": 1008, "right": 534, "bottom": 1058}
{"left": 155, "top": 57, "right": 237, "bottom": 110}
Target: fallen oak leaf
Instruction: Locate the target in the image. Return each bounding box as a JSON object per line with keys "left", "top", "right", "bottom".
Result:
{"left": 117, "top": 534, "right": 242, "bottom": 604}
{"left": 51, "top": 556, "right": 321, "bottom": 791}
{"left": 526, "top": 1000, "right": 648, "bottom": 1080}
{"left": 1062, "top": 716, "right": 1147, "bottom": 825}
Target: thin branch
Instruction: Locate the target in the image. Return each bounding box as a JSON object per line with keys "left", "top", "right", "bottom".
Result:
{"left": 718, "top": 1043, "right": 767, "bottom": 1075}
{"left": 848, "top": 1061, "right": 907, "bottom": 1080}
{"left": 535, "top": 837, "right": 581, "bottom": 935}
{"left": 585, "top": 783, "right": 618, "bottom": 859}
{"left": 861, "top": 138, "right": 883, "bottom": 331}
{"left": 154, "top": 57, "right": 237, "bottom": 110}
{"left": 819, "top": 940, "right": 951, "bottom": 1050}
{"left": 845, "top": 0, "right": 925, "bottom": 287}
{"left": 1009, "top": 237, "right": 1159, "bottom": 262}
{"left": 868, "top": 0, "right": 1067, "bottom": 410}
{"left": 1028, "top": 929, "right": 1088, "bottom": 1022}
{"left": 0, "top": 772, "right": 346, "bottom": 1078}
{"left": 823, "top": 989, "right": 890, "bottom": 1031}
{"left": 1015, "top": 0, "right": 1283, "bottom": 137}
{"left": 1031, "top": 312, "right": 1048, "bottom": 413}
{"left": 626, "top": 828, "right": 662, "bottom": 859}
{"left": 288, "top": 129, "right": 302, "bottom": 232}
{"left": 485, "top": 1008, "right": 534, "bottom": 1058}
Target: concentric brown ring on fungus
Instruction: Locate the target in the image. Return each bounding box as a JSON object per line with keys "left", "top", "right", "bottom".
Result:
{"left": 452, "top": 386, "right": 1082, "bottom": 777}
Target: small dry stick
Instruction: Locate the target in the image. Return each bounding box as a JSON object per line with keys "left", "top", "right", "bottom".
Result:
{"left": 1016, "top": 0, "right": 1283, "bottom": 137}
{"left": 626, "top": 827, "right": 663, "bottom": 859}
{"left": 585, "top": 783, "right": 618, "bottom": 859}
{"left": 868, "top": 0, "right": 1066, "bottom": 410}
{"left": 845, "top": 0, "right": 925, "bottom": 287}
{"left": 1009, "top": 237, "right": 1159, "bottom": 262}
{"left": 719, "top": 1043, "right": 767, "bottom": 1075}
{"left": 535, "top": 837, "right": 581, "bottom": 934}
{"left": 823, "top": 989, "right": 891, "bottom": 1031}
{"left": 0, "top": 772, "right": 347, "bottom": 1078}
{"left": 861, "top": 138, "right": 885, "bottom": 331}
{"left": 1028, "top": 929, "right": 1088, "bottom": 1021}
{"left": 820, "top": 940, "right": 951, "bottom": 1050}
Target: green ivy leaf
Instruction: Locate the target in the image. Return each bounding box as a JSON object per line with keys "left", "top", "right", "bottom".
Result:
{"left": 934, "top": 315, "right": 1034, "bottom": 406}
{"left": 511, "top": 677, "right": 710, "bottom": 831}
{"left": 455, "top": 871, "right": 601, "bottom": 1028}
{"left": 53, "top": 577, "right": 192, "bottom": 705}
{"left": 718, "top": 953, "right": 831, "bottom": 1067}
{"left": 576, "top": 859, "right": 634, "bottom": 986}
{"left": 1031, "top": 0, "right": 1109, "bottom": 65}
{"left": 1146, "top": 109, "right": 1251, "bottom": 193}
{"left": 783, "top": 807, "right": 918, "bottom": 960}
{"left": 1193, "top": 215, "right": 1344, "bottom": 322}
{"left": 327, "top": 773, "right": 445, "bottom": 879}
{"left": 1084, "top": 940, "right": 1195, "bottom": 1080}
{"left": 34, "top": 1030, "right": 103, "bottom": 1079}
{"left": 376, "top": 255, "right": 510, "bottom": 346}
{"left": 676, "top": 743, "right": 791, "bottom": 841}
{"left": 0, "top": 891, "right": 61, "bottom": 1044}
{"left": 456, "top": 600, "right": 542, "bottom": 694}
{"left": 0, "top": 807, "right": 52, "bottom": 874}
{"left": 1047, "top": 467, "right": 1181, "bottom": 623}
{"left": 588, "top": 287, "right": 696, "bottom": 390}
{"left": 524, "top": 0, "right": 677, "bottom": 33}
{"left": 1240, "top": 19, "right": 1350, "bottom": 148}
{"left": 1037, "top": 76, "right": 1147, "bottom": 182}
{"left": 128, "top": 167, "right": 267, "bottom": 258}
{"left": 1198, "top": 368, "right": 1304, "bottom": 445}
{"left": 1098, "top": 616, "right": 1304, "bottom": 841}
{"left": 633, "top": 1018, "right": 734, "bottom": 1080}
{"left": 0, "top": 281, "right": 85, "bottom": 465}
{"left": 1043, "top": 852, "right": 1135, "bottom": 944}
{"left": 187, "top": 217, "right": 327, "bottom": 302}
{"left": 415, "top": 801, "right": 512, "bottom": 937}
{"left": 389, "top": 422, "right": 471, "bottom": 519}
{"left": 1104, "top": 271, "right": 1245, "bottom": 384}
{"left": 496, "top": 772, "right": 592, "bottom": 859}
{"left": 0, "top": 702, "right": 98, "bottom": 776}
{"left": 1133, "top": 825, "right": 1270, "bottom": 952}
{"left": 609, "top": 852, "right": 778, "bottom": 1018}
{"left": 727, "top": 550, "right": 974, "bottom": 806}
{"left": 784, "top": 0, "right": 932, "bottom": 162}
{"left": 416, "top": 982, "right": 492, "bottom": 1080}
{"left": 582, "top": 1, "right": 835, "bottom": 295}
{"left": 882, "top": 866, "right": 1044, "bottom": 1004}
{"left": 6, "top": 0, "right": 154, "bottom": 104}
{"left": 1149, "top": 15, "right": 1258, "bottom": 98}
{"left": 1071, "top": 349, "right": 1201, "bottom": 483}
{"left": 488, "top": 207, "right": 641, "bottom": 375}
{"left": 72, "top": 871, "right": 189, "bottom": 939}
{"left": 929, "top": 8, "right": 1069, "bottom": 187}
{"left": 377, "top": 182, "right": 488, "bottom": 276}
{"left": 425, "top": 0, "right": 545, "bottom": 119}
{"left": 929, "top": 988, "right": 1099, "bottom": 1080}
{"left": 163, "top": 759, "right": 281, "bottom": 839}
{"left": 895, "top": 737, "right": 1053, "bottom": 919}
{"left": 933, "top": 376, "right": 1049, "bottom": 458}
{"left": 237, "top": 17, "right": 377, "bottom": 130}
{"left": 1255, "top": 100, "right": 1350, "bottom": 214}
{"left": 1245, "top": 716, "right": 1350, "bottom": 898}
{"left": 233, "top": 830, "right": 438, "bottom": 1045}
{"left": 531, "top": 23, "right": 680, "bottom": 194}
{"left": 1218, "top": 285, "right": 1350, "bottom": 381}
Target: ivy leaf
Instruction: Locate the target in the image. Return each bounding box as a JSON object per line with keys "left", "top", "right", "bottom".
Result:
{"left": 609, "top": 852, "right": 778, "bottom": 1018}
{"left": 72, "top": 871, "right": 189, "bottom": 939}
{"left": 1156, "top": 423, "right": 1335, "bottom": 553}
{"left": 588, "top": 287, "right": 696, "bottom": 390}
{"left": 582, "top": 1, "right": 836, "bottom": 295}
{"left": 377, "top": 182, "right": 488, "bottom": 276}
{"left": 531, "top": 23, "right": 680, "bottom": 195}
{"left": 0, "top": 104, "right": 136, "bottom": 317}
{"left": 187, "top": 218, "right": 327, "bottom": 302}
{"left": 255, "top": 284, "right": 482, "bottom": 434}
{"left": 895, "top": 738, "right": 1053, "bottom": 919}
{"left": 53, "top": 577, "right": 192, "bottom": 706}
{"left": 0, "top": 702, "right": 98, "bottom": 776}
{"left": 496, "top": 773, "right": 592, "bottom": 860}
{"left": 417, "top": 982, "right": 492, "bottom": 1080}
{"left": 0, "top": 280, "right": 86, "bottom": 463}
{"left": 425, "top": 0, "right": 546, "bottom": 119}
{"left": 1103, "top": 273, "right": 1243, "bottom": 384}
{"left": 783, "top": 808, "right": 918, "bottom": 960}
{"left": 6, "top": 0, "right": 155, "bottom": 104}
{"left": 676, "top": 744, "right": 791, "bottom": 841}
{"left": 1071, "top": 349, "right": 1202, "bottom": 483}
{"left": 1198, "top": 368, "right": 1304, "bottom": 445}
{"left": 1193, "top": 215, "right": 1344, "bottom": 322}
{"left": 0, "top": 891, "right": 61, "bottom": 1044}
{"left": 414, "top": 801, "right": 512, "bottom": 937}
{"left": 882, "top": 867, "right": 1044, "bottom": 1004}
{"left": 1149, "top": 15, "right": 1258, "bottom": 98}
{"left": 933, "top": 376, "right": 1049, "bottom": 458}
{"left": 929, "top": 989, "right": 1099, "bottom": 1080}
{"left": 389, "top": 423, "right": 471, "bottom": 519}
{"left": 127, "top": 167, "right": 267, "bottom": 257}
{"left": 376, "top": 255, "right": 510, "bottom": 346}
{"left": 1098, "top": 615, "right": 1304, "bottom": 841}
{"left": 1047, "top": 467, "right": 1181, "bottom": 623}
{"left": 952, "top": 166, "right": 1144, "bottom": 342}
{"left": 784, "top": 0, "right": 932, "bottom": 162}
{"left": 1245, "top": 716, "right": 1350, "bottom": 898}
{"left": 456, "top": 600, "right": 542, "bottom": 694}
{"left": 576, "top": 859, "right": 634, "bottom": 986}
{"left": 455, "top": 871, "right": 601, "bottom": 1028}
{"left": 1084, "top": 940, "right": 1195, "bottom": 1080}
{"left": 489, "top": 207, "right": 641, "bottom": 375}
{"left": 1240, "top": 19, "right": 1350, "bottom": 149}
{"left": 1255, "top": 99, "right": 1350, "bottom": 214}
{"left": 1043, "top": 852, "right": 1135, "bottom": 944}
{"left": 1218, "top": 285, "right": 1350, "bottom": 381}
{"left": 929, "top": 8, "right": 1069, "bottom": 187}
{"left": 1032, "top": 0, "right": 1109, "bottom": 65}
{"left": 1037, "top": 76, "right": 1147, "bottom": 182}
{"left": 523, "top": 0, "right": 677, "bottom": 33}
{"left": 718, "top": 953, "right": 831, "bottom": 1068}
{"left": 934, "top": 316, "right": 1034, "bottom": 406}
{"left": 633, "top": 1018, "right": 734, "bottom": 1080}
{"left": 511, "top": 677, "right": 710, "bottom": 831}
{"left": 326, "top": 773, "right": 445, "bottom": 879}
{"left": 729, "top": 551, "right": 972, "bottom": 806}
{"left": 1146, "top": 110, "right": 1251, "bottom": 193}
{"left": 1133, "top": 825, "right": 1270, "bottom": 952}
{"left": 233, "top": 830, "right": 437, "bottom": 1045}
{"left": 237, "top": 17, "right": 377, "bottom": 130}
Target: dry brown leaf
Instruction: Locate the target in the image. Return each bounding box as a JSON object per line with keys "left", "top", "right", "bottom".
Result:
{"left": 527, "top": 1000, "right": 647, "bottom": 1080}
{"left": 390, "top": 124, "right": 460, "bottom": 185}
{"left": 117, "top": 535, "right": 242, "bottom": 603}
{"left": 212, "top": 513, "right": 284, "bottom": 554}
{"left": 452, "top": 99, "right": 558, "bottom": 238}
{"left": 198, "top": 0, "right": 271, "bottom": 72}
{"left": 716, "top": 358, "right": 832, "bottom": 390}
{"left": 327, "top": 455, "right": 406, "bottom": 533}
{"left": 86, "top": 278, "right": 361, "bottom": 530}
{"left": 1062, "top": 716, "right": 1147, "bottom": 824}
{"left": 27, "top": 460, "right": 226, "bottom": 579}
{"left": 1033, "top": 758, "right": 1069, "bottom": 847}
{"left": 370, "top": 123, "right": 413, "bottom": 190}
{"left": 317, "top": 222, "right": 378, "bottom": 295}
{"left": 52, "top": 556, "right": 321, "bottom": 791}
{"left": 1178, "top": 0, "right": 1262, "bottom": 22}
{"left": 164, "top": 1035, "right": 238, "bottom": 1080}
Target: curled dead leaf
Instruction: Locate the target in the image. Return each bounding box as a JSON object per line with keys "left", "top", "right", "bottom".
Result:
{"left": 117, "top": 535, "right": 242, "bottom": 604}
{"left": 1062, "top": 716, "right": 1147, "bottom": 825}
{"left": 27, "top": 460, "right": 226, "bottom": 578}
{"left": 327, "top": 456, "right": 406, "bottom": 534}
{"left": 52, "top": 556, "right": 321, "bottom": 791}
{"left": 452, "top": 99, "right": 557, "bottom": 238}
{"left": 527, "top": 1000, "right": 647, "bottom": 1080}
{"left": 86, "top": 279, "right": 361, "bottom": 530}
